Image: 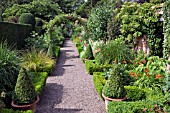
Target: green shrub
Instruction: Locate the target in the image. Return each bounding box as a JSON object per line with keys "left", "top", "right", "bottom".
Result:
{"left": 20, "top": 49, "right": 55, "bottom": 73}
{"left": 19, "top": 13, "right": 36, "bottom": 27}
{"left": 1, "top": 108, "right": 33, "bottom": 113}
{"left": 124, "top": 86, "right": 146, "bottom": 101}
{"left": 95, "top": 38, "right": 134, "bottom": 65}
{"left": 77, "top": 46, "right": 83, "bottom": 55}
{"left": 14, "top": 68, "right": 37, "bottom": 105}
{"left": 87, "top": 4, "right": 113, "bottom": 42}
{"left": 93, "top": 72, "right": 106, "bottom": 99}
{"left": 0, "top": 22, "right": 32, "bottom": 48}
{"left": 83, "top": 44, "right": 94, "bottom": 60}
{"left": 163, "top": 0, "right": 170, "bottom": 59}
{"left": 30, "top": 72, "right": 48, "bottom": 96}
{"left": 102, "top": 64, "right": 126, "bottom": 99}
{"left": 108, "top": 100, "right": 170, "bottom": 113}
{"left": 0, "top": 42, "right": 20, "bottom": 91}
{"left": 55, "top": 46, "right": 60, "bottom": 59}
{"left": 85, "top": 60, "right": 112, "bottom": 75}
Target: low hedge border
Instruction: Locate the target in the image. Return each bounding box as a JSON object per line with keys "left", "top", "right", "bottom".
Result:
{"left": 85, "top": 60, "right": 112, "bottom": 75}
{"left": 55, "top": 46, "right": 60, "bottom": 59}
{"left": 108, "top": 100, "right": 170, "bottom": 113}
{"left": 30, "top": 72, "right": 48, "bottom": 96}
{"left": 93, "top": 72, "right": 106, "bottom": 100}
{"left": 1, "top": 108, "right": 33, "bottom": 113}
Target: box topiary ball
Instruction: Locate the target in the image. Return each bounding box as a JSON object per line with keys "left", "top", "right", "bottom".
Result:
{"left": 19, "top": 13, "right": 36, "bottom": 27}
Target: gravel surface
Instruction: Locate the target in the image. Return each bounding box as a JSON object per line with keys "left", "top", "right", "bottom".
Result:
{"left": 36, "top": 38, "right": 106, "bottom": 113}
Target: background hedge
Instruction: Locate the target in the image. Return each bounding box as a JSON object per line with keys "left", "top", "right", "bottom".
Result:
{"left": 0, "top": 22, "right": 32, "bottom": 48}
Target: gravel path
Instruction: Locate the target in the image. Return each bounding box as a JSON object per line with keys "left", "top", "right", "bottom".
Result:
{"left": 36, "top": 38, "right": 106, "bottom": 113}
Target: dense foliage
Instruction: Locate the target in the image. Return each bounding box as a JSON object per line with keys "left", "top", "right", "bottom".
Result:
{"left": 163, "top": 0, "right": 170, "bottom": 59}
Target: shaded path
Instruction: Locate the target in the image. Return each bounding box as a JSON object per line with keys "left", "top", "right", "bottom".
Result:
{"left": 36, "top": 38, "right": 106, "bottom": 113}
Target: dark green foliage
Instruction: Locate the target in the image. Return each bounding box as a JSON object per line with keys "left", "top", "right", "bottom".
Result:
{"left": 84, "top": 44, "right": 94, "bottom": 60}
{"left": 0, "top": 22, "right": 32, "bottom": 48}
{"left": 1, "top": 108, "right": 33, "bottom": 113}
{"left": 14, "top": 68, "right": 37, "bottom": 105}
{"left": 2, "top": 1, "right": 63, "bottom": 21}
{"left": 163, "top": 0, "right": 170, "bottom": 58}
{"left": 0, "top": 42, "right": 20, "bottom": 91}
{"left": 124, "top": 86, "right": 146, "bottom": 101}
{"left": 57, "top": 0, "right": 85, "bottom": 13}
{"left": 93, "top": 72, "right": 106, "bottom": 99}
{"left": 102, "top": 64, "right": 126, "bottom": 98}
{"left": 35, "top": 18, "right": 43, "bottom": 26}
{"left": 75, "top": 1, "right": 91, "bottom": 18}
{"left": 85, "top": 60, "right": 112, "bottom": 75}
{"left": 87, "top": 5, "right": 113, "bottom": 42}
{"left": 19, "top": 13, "right": 36, "bottom": 27}
{"left": 30, "top": 72, "right": 48, "bottom": 96}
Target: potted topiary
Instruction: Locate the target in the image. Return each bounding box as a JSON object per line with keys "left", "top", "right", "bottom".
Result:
{"left": 11, "top": 68, "right": 39, "bottom": 112}
{"left": 102, "top": 64, "right": 126, "bottom": 110}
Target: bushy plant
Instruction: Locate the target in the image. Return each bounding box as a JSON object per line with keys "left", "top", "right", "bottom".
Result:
{"left": 87, "top": 4, "right": 113, "bottom": 42}
{"left": 102, "top": 64, "right": 126, "bottom": 98}
{"left": 95, "top": 38, "right": 134, "bottom": 65}
{"left": 93, "top": 72, "right": 106, "bottom": 99}
{"left": 19, "top": 13, "right": 36, "bottom": 27}
{"left": 0, "top": 42, "right": 20, "bottom": 91}
{"left": 20, "top": 49, "right": 55, "bottom": 72}
{"left": 129, "top": 51, "right": 167, "bottom": 92}
{"left": 163, "top": 0, "right": 170, "bottom": 59}
{"left": 124, "top": 86, "right": 146, "bottom": 101}
{"left": 14, "top": 68, "right": 37, "bottom": 105}
{"left": 1, "top": 108, "right": 33, "bottom": 113}
{"left": 83, "top": 44, "right": 94, "bottom": 60}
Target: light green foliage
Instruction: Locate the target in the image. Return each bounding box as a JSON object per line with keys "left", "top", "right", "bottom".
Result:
{"left": 1, "top": 108, "right": 33, "bottom": 113}
{"left": 30, "top": 72, "right": 48, "bottom": 96}
{"left": 163, "top": 0, "right": 170, "bottom": 59}
{"left": 117, "top": 2, "right": 163, "bottom": 56}
{"left": 20, "top": 49, "right": 55, "bottom": 72}
{"left": 93, "top": 72, "right": 106, "bottom": 99}
{"left": 108, "top": 99, "right": 170, "bottom": 113}
{"left": 0, "top": 42, "right": 20, "bottom": 91}
{"left": 102, "top": 64, "right": 126, "bottom": 98}
{"left": 124, "top": 86, "right": 146, "bottom": 101}
{"left": 14, "top": 68, "right": 37, "bottom": 104}
{"left": 95, "top": 38, "right": 134, "bottom": 65}
{"left": 19, "top": 13, "right": 36, "bottom": 27}
{"left": 85, "top": 60, "right": 112, "bottom": 75}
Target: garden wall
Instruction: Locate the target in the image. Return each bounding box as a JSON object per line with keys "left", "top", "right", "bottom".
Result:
{"left": 0, "top": 22, "right": 32, "bottom": 48}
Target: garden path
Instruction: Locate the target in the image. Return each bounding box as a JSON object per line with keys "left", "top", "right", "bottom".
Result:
{"left": 36, "top": 38, "right": 106, "bottom": 113}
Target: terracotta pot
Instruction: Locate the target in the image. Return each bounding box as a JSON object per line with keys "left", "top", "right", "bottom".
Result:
{"left": 11, "top": 97, "right": 39, "bottom": 113}
{"left": 102, "top": 93, "right": 126, "bottom": 111}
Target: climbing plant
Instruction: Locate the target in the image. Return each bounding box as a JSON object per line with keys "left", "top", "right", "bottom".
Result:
{"left": 163, "top": 0, "right": 170, "bottom": 59}
{"left": 116, "top": 2, "right": 163, "bottom": 56}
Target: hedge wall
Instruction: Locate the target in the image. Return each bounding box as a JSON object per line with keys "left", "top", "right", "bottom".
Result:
{"left": 0, "top": 22, "right": 32, "bottom": 48}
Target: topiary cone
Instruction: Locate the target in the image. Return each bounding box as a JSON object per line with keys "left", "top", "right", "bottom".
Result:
{"left": 14, "top": 68, "right": 37, "bottom": 105}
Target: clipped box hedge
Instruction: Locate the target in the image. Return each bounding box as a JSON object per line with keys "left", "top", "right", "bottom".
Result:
{"left": 30, "top": 72, "right": 48, "bottom": 96}
{"left": 108, "top": 100, "right": 170, "bottom": 113}
{"left": 93, "top": 72, "right": 106, "bottom": 99}
{"left": 0, "top": 22, "right": 32, "bottom": 48}
{"left": 85, "top": 60, "right": 112, "bottom": 75}
{"left": 1, "top": 108, "right": 33, "bottom": 113}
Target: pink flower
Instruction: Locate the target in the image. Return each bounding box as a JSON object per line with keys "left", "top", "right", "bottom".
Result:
{"left": 84, "top": 44, "right": 87, "bottom": 47}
